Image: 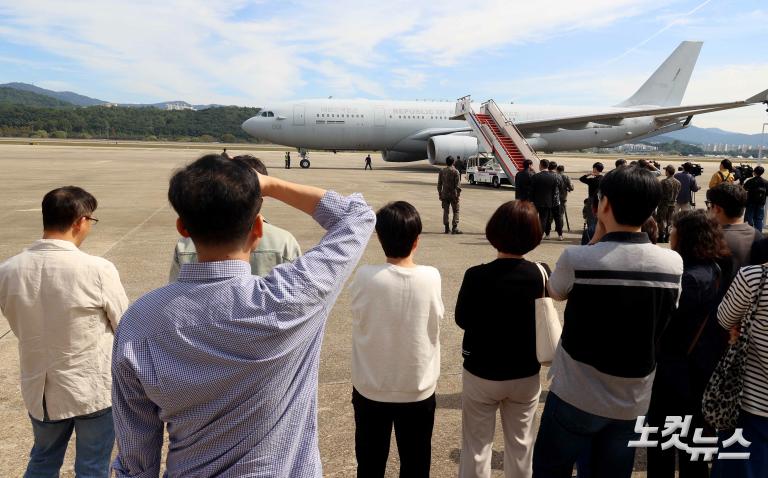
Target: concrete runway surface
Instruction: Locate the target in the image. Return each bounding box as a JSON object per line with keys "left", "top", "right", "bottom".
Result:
{"left": 0, "top": 143, "right": 720, "bottom": 476}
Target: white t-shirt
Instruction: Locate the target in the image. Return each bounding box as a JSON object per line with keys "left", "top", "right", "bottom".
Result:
{"left": 349, "top": 264, "right": 444, "bottom": 403}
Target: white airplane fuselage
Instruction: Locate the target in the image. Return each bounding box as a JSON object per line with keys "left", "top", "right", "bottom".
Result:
{"left": 241, "top": 99, "right": 668, "bottom": 164}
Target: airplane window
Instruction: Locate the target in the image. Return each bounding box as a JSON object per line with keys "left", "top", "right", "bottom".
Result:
{"left": 268, "top": 111, "right": 274, "bottom": 117}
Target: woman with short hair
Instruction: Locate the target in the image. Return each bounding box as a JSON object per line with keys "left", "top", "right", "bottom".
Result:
{"left": 455, "top": 200, "right": 548, "bottom": 478}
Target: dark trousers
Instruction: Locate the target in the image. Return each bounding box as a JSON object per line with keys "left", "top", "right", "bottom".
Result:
{"left": 532, "top": 393, "right": 637, "bottom": 478}
{"left": 711, "top": 410, "right": 768, "bottom": 478}
{"left": 548, "top": 206, "right": 563, "bottom": 236}
{"left": 365, "top": 161, "right": 372, "bottom": 170}
{"left": 745, "top": 204, "right": 765, "bottom": 232}
{"left": 538, "top": 205, "right": 562, "bottom": 236}
{"left": 645, "top": 359, "right": 709, "bottom": 478}
{"left": 352, "top": 388, "right": 436, "bottom": 478}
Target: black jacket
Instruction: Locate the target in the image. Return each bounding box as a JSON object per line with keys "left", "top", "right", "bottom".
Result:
{"left": 455, "top": 259, "right": 549, "bottom": 380}
{"left": 531, "top": 171, "right": 562, "bottom": 208}
{"left": 514, "top": 169, "right": 535, "bottom": 200}
{"left": 744, "top": 176, "right": 768, "bottom": 205}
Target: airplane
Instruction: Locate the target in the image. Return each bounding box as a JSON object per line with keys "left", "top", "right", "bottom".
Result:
{"left": 242, "top": 41, "right": 768, "bottom": 169}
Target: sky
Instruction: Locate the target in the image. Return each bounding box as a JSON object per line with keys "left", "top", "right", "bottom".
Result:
{"left": 0, "top": 0, "right": 766, "bottom": 133}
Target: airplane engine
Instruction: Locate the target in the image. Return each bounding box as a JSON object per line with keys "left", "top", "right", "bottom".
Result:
{"left": 380, "top": 150, "right": 424, "bottom": 162}
{"left": 427, "top": 135, "right": 478, "bottom": 165}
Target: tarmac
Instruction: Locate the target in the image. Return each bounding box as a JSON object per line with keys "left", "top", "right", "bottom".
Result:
{"left": 0, "top": 143, "right": 720, "bottom": 476}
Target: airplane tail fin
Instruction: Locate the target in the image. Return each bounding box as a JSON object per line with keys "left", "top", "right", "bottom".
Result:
{"left": 616, "top": 41, "right": 703, "bottom": 107}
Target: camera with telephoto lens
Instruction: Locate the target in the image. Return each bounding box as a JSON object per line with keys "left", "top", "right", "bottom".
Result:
{"left": 678, "top": 162, "right": 703, "bottom": 177}
{"left": 734, "top": 163, "right": 753, "bottom": 184}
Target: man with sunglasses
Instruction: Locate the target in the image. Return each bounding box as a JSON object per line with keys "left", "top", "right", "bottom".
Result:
{"left": 0, "top": 186, "right": 129, "bottom": 477}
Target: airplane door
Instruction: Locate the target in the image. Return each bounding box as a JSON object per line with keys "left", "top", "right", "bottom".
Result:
{"left": 374, "top": 107, "right": 385, "bottom": 127}
{"left": 293, "top": 105, "right": 305, "bottom": 126}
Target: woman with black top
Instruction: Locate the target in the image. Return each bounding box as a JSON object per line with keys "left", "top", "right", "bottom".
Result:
{"left": 646, "top": 210, "right": 730, "bottom": 478}
{"left": 455, "top": 201, "right": 549, "bottom": 478}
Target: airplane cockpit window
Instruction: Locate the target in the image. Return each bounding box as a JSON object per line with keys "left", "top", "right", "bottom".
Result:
{"left": 267, "top": 111, "right": 274, "bottom": 117}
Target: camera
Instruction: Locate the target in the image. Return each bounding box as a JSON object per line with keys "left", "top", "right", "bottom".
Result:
{"left": 734, "top": 163, "right": 753, "bottom": 184}
{"left": 678, "top": 162, "right": 703, "bottom": 177}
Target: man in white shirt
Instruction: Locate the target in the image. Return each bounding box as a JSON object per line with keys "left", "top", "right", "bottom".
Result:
{"left": 348, "top": 201, "right": 444, "bottom": 478}
{"left": 0, "top": 186, "right": 129, "bottom": 478}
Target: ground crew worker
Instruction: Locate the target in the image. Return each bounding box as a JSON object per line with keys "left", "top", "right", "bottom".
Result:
{"left": 285, "top": 151, "right": 291, "bottom": 169}
{"left": 655, "top": 165, "right": 681, "bottom": 242}
{"left": 364, "top": 154, "right": 372, "bottom": 170}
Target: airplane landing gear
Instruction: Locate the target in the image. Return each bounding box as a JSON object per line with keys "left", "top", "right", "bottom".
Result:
{"left": 299, "top": 149, "right": 310, "bottom": 169}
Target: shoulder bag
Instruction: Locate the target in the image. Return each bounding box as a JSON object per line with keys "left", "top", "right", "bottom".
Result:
{"left": 535, "top": 262, "right": 563, "bottom": 366}
{"left": 702, "top": 265, "right": 767, "bottom": 430}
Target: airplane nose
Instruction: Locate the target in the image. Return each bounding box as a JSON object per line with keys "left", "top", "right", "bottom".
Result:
{"left": 241, "top": 116, "right": 260, "bottom": 136}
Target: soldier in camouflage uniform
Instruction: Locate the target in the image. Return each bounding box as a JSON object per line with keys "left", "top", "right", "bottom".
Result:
{"left": 655, "top": 165, "right": 681, "bottom": 243}
{"left": 438, "top": 156, "right": 462, "bottom": 234}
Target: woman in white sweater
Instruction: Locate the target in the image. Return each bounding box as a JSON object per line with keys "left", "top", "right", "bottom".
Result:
{"left": 711, "top": 264, "right": 768, "bottom": 478}
{"left": 348, "top": 201, "right": 444, "bottom": 478}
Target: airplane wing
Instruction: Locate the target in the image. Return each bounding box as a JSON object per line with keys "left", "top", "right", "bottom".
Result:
{"left": 515, "top": 88, "right": 768, "bottom": 133}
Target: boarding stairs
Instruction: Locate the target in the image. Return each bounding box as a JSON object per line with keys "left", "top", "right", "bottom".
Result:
{"left": 454, "top": 96, "right": 540, "bottom": 180}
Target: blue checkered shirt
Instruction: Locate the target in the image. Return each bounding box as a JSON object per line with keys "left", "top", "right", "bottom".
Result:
{"left": 111, "top": 192, "right": 375, "bottom": 477}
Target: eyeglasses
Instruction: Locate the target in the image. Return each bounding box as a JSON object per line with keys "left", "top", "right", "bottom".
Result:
{"left": 84, "top": 216, "right": 99, "bottom": 224}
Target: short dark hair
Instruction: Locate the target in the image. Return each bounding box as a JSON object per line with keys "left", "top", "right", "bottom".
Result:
{"left": 42, "top": 186, "right": 97, "bottom": 232}
{"left": 664, "top": 165, "right": 676, "bottom": 176}
{"left": 706, "top": 182, "right": 747, "bottom": 218}
{"left": 375, "top": 201, "right": 422, "bottom": 258}
{"left": 556, "top": 165, "right": 565, "bottom": 173}
{"left": 682, "top": 162, "right": 693, "bottom": 173}
{"left": 721, "top": 159, "right": 733, "bottom": 171}
{"left": 599, "top": 165, "right": 662, "bottom": 226}
{"left": 485, "top": 201, "right": 542, "bottom": 255}
{"left": 547, "top": 161, "right": 557, "bottom": 171}
{"left": 539, "top": 159, "right": 549, "bottom": 169}
{"left": 615, "top": 159, "right": 627, "bottom": 168}
{"left": 168, "top": 154, "right": 262, "bottom": 247}
{"left": 233, "top": 155, "right": 267, "bottom": 175}
{"left": 673, "top": 210, "right": 730, "bottom": 262}
{"left": 593, "top": 162, "right": 604, "bottom": 173}
{"left": 642, "top": 216, "right": 659, "bottom": 244}
{"left": 523, "top": 159, "right": 533, "bottom": 169}
{"left": 446, "top": 157, "right": 455, "bottom": 166}
{"left": 755, "top": 166, "right": 765, "bottom": 177}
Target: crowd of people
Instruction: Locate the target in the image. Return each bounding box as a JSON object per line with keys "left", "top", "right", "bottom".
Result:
{"left": 1, "top": 152, "right": 768, "bottom": 478}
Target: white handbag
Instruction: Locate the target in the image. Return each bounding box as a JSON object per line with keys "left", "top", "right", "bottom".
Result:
{"left": 534, "top": 262, "right": 562, "bottom": 366}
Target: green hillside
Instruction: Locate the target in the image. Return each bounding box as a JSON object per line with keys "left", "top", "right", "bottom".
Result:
{"left": 0, "top": 87, "right": 74, "bottom": 108}
{"left": 0, "top": 104, "right": 261, "bottom": 141}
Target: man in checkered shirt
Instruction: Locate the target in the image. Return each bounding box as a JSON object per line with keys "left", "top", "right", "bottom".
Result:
{"left": 111, "top": 154, "right": 375, "bottom": 477}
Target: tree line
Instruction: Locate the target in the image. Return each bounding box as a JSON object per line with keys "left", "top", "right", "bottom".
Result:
{"left": 0, "top": 104, "right": 263, "bottom": 142}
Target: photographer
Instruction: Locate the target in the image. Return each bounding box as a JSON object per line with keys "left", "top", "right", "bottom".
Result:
{"left": 708, "top": 159, "right": 735, "bottom": 189}
{"left": 744, "top": 165, "right": 768, "bottom": 232}
{"left": 674, "top": 162, "right": 701, "bottom": 212}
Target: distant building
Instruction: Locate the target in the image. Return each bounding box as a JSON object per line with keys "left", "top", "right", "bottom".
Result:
{"left": 163, "top": 102, "right": 195, "bottom": 111}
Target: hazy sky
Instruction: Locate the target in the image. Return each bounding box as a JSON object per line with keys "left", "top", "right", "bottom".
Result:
{"left": 0, "top": 0, "right": 766, "bottom": 133}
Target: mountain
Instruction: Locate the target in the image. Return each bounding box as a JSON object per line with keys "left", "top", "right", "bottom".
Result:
{"left": 0, "top": 83, "right": 226, "bottom": 111}
{"left": 1, "top": 82, "right": 107, "bottom": 106}
{"left": 0, "top": 87, "right": 75, "bottom": 108}
{"left": 650, "top": 125, "right": 765, "bottom": 147}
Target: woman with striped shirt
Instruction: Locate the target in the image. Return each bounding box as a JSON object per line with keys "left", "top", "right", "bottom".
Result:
{"left": 712, "top": 264, "right": 768, "bottom": 477}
